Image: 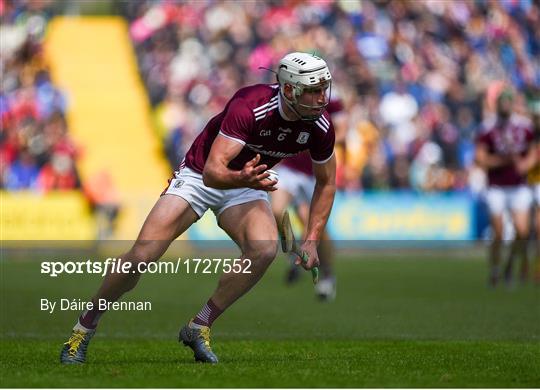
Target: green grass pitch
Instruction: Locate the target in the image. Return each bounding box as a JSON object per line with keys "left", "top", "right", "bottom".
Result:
{"left": 1, "top": 250, "right": 539, "bottom": 387}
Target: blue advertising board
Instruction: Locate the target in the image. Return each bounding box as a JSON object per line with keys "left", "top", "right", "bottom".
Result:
{"left": 328, "top": 191, "right": 475, "bottom": 241}
{"left": 186, "top": 191, "right": 476, "bottom": 246}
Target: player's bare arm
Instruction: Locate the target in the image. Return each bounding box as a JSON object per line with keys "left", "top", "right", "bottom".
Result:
{"left": 475, "top": 143, "right": 511, "bottom": 169}
{"left": 298, "top": 154, "right": 336, "bottom": 270}
{"left": 203, "top": 135, "right": 277, "bottom": 191}
{"left": 513, "top": 145, "right": 536, "bottom": 174}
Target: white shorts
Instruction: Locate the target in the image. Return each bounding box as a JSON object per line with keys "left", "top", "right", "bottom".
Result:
{"left": 275, "top": 165, "right": 315, "bottom": 206}
{"left": 483, "top": 185, "right": 533, "bottom": 216}
{"left": 163, "top": 167, "right": 269, "bottom": 218}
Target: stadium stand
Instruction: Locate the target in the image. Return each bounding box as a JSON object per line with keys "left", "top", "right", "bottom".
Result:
{"left": 119, "top": 0, "right": 540, "bottom": 193}
{"left": 45, "top": 17, "right": 170, "bottom": 239}
{"left": 1, "top": 1, "right": 78, "bottom": 192}
{"left": 1, "top": 0, "right": 96, "bottom": 240}
{"left": 3, "top": 0, "right": 539, "bottom": 241}
{"left": 1, "top": 1, "right": 171, "bottom": 239}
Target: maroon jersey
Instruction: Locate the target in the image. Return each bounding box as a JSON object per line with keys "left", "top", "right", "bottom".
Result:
{"left": 279, "top": 98, "right": 343, "bottom": 176}
{"left": 183, "top": 84, "right": 335, "bottom": 173}
{"left": 281, "top": 152, "right": 313, "bottom": 175}
{"left": 476, "top": 114, "right": 533, "bottom": 186}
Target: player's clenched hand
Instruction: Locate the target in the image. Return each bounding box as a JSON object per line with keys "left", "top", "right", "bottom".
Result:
{"left": 296, "top": 240, "right": 320, "bottom": 270}
{"left": 239, "top": 154, "right": 278, "bottom": 191}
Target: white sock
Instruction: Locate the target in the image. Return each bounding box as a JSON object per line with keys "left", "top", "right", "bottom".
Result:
{"left": 189, "top": 321, "right": 206, "bottom": 330}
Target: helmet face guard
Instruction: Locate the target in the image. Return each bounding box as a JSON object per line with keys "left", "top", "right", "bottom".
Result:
{"left": 289, "top": 80, "right": 332, "bottom": 121}
{"left": 277, "top": 52, "right": 332, "bottom": 121}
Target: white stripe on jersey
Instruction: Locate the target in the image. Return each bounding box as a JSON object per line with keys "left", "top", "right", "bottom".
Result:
{"left": 319, "top": 114, "right": 330, "bottom": 127}
{"left": 253, "top": 96, "right": 278, "bottom": 114}
{"left": 316, "top": 116, "right": 329, "bottom": 129}
{"left": 312, "top": 150, "right": 335, "bottom": 164}
{"left": 315, "top": 119, "right": 329, "bottom": 133}
{"left": 255, "top": 103, "right": 278, "bottom": 121}
{"left": 218, "top": 130, "right": 246, "bottom": 145}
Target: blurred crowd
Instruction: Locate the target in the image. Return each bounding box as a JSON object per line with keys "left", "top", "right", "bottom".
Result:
{"left": 2, "top": 0, "right": 539, "bottom": 195}
{"left": 0, "top": 0, "right": 82, "bottom": 192}
{"left": 121, "top": 0, "right": 540, "bottom": 192}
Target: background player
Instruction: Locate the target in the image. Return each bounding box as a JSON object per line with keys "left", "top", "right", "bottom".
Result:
{"left": 271, "top": 98, "right": 344, "bottom": 300}
{"left": 527, "top": 99, "right": 540, "bottom": 284}
{"left": 272, "top": 151, "right": 336, "bottom": 300}
{"left": 59, "top": 52, "right": 336, "bottom": 364}
{"left": 475, "top": 88, "right": 535, "bottom": 287}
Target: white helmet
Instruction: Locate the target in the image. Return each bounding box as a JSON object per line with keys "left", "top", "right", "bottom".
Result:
{"left": 277, "top": 52, "right": 332, "bottom": 120}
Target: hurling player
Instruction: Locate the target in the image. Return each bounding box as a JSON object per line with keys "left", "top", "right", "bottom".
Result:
{"left": 60, "top": 52, "right": 337, "bottom": 364}
{"left": 527, "top": 100, "right": 540, "bottom": 283}
{"left": 475, "top": 89, "right": 535, "bottom": 287}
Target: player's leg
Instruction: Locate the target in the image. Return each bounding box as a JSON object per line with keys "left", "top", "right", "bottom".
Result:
{"left": 179, "top": 200, "right": 278, "bottom": 363}
{"left": 271, "top": 184, "right": 293, "bottom": 224}
{"left": 92, "top": 195, "right": 198, "bottom": 303}
{"left": 508, "top": 186, "right": 533, "bottom": 283}
{"left": 270, "top": 176, "right": 300, "bottom": 284}
{"left": 535, "top": 205, "right": 540, "bottom": 283}
{"left": 61, "top": 195, "right": 198, "bottom": 364}
{"left": 484, "top": 187, "right": 505, "bottom": 287}
{"left": 531, "top": 185, "right": 540, "bottom": 284}
{"left": 213, "top": 200, "right": 278, "bottom": 307}
{"left": 318, "top": 231, "right": 334, "bottom": 279}
{"left": 510, "top": 209, "right": 530, "bottom": 283}
{"left": 315, "top": 230, "right": 336, "bottom": 301}
{"left": 271, "top": 166, "right": 313, "bottom": 285}
{"left": 489, "top": 214, "right": 504, "bottom": 286}
{"left": 296, "top": 202, "right": 336, "bottom": 278}
{"left": 296, "top": 202, "right": 336, "bottom": 300}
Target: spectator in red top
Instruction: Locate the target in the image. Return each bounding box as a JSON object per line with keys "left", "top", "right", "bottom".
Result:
{"left": 36, "top": 152, "right": 79, "bottom": 192}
